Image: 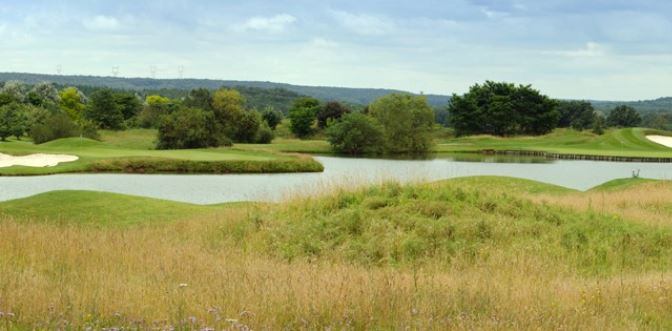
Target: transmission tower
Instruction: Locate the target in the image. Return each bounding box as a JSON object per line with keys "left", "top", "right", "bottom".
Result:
{"left": 150, "top": 65, "right": 157, "bottom": 79}
{"left": 112, "top": 66, "right": 120, "bottom": 77}
{"left": 56, "top": 64, "right": 62, "bottom": 75}
{"left": 178, "top": 65, "right": 184, "bottom": 79}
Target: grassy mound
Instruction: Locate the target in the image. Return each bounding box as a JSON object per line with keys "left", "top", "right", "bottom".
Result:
{"left": 0, "top": 191, "right": 234, "bottom": 226}
{"left": 239, "top": 180, "right": 672, "bottom": 275}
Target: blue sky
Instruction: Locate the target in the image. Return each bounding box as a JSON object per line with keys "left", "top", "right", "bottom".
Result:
{"left": 0, "top": 0, "right": 670, "bottom": 100}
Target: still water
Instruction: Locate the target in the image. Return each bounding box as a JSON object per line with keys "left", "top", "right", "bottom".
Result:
{"left": 0, "top": 155, "right": 670, "bottom": 204}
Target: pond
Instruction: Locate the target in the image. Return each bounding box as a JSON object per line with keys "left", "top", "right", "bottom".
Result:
{"left": 0, "top": 155, "right": 670, "bottom": 204}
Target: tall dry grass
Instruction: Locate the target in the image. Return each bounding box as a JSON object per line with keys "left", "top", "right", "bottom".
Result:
{"left": 1, "top": 212, "right": 671, "bottom": 330}
{"left": 531, "top": 181, "right": 672, "bottom": 228}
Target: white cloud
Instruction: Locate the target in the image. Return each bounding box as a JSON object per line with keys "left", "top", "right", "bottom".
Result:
{"left": 332, "top": 11, "right": 395, "bottom": 36}
{"left": 556, "top": 42, "right": 607, "bottom": 58}
{"left": 233, "top": 14, "right": 296, "bottom": 33}
{"left": 83, "top": 15, "right": 120, "bottom": 31}
{"left": 0, "top": 24, "right": 6, "bottom": 35}
{"left": 310, "top": 38, "right": 339, "bottom": 48}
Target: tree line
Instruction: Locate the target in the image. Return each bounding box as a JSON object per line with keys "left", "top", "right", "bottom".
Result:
{"left": 447, "top": 81, "right": 644, "bottom": 136}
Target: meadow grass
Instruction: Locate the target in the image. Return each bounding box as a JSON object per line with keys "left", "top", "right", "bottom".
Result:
{"left": 1, "top": 177, "right": 672, "bottom": 329}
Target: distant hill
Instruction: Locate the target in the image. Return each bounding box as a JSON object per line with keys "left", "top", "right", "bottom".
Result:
{"left": 0, "top": 72, "right": 451, "bottom": 107}
{"left": 591, "top": 98, "right": 672, "bottom": 114}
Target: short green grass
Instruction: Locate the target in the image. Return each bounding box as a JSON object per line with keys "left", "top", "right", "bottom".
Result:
{"left": 436, "top": 128, "right": 672, "bottom": 157}
{"left": 0, "top": 191, "right": 240, "bottom": 226}
{"left": 0, "top": 130, "right": 322, "bottom": 175}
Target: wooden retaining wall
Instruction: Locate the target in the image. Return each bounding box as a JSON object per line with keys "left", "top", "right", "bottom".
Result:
{"left": 481, "top": 150, "right": 672, "bottom": 163}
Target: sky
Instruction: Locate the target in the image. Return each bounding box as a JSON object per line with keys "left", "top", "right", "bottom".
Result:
{"left": 0, "top": 0, "right": 670, "bottom": 100}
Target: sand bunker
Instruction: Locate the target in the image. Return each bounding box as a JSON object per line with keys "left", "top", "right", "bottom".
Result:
{"left": 0, "top": 153, "right": 79, "bottom": 168}
{"left": 646, "top": 135, "right": 672, "bottom": 148}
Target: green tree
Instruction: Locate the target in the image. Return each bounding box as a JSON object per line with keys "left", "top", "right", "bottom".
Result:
{"left": 0, "top": 81, "right": 26, "bottom": 104}
{"left": 212, "top": 88, "right": 245, "bottom": 135}
{"left": 27, "top": 82, "right": 60, "bottom": 110}
{"left": 607, "top": 105, "right": 642, "bottom": 127}
{"left": 256, "top": 122, "right": 275, "bottom": 144}
{"left": 557, "top": 100, "right": 596, "bottom": 130}
{"left": 326, "top": 112, "right": 385, "bottom": 155}
{"left": 114, "top": 93, "right": 142, "bottom": 120}
{"left": 86, "top": 89, "right": 124, "bottom": 129}
{"left": 0, "top": 103, "right": 28, "bottom": 141}
{"left": 449, "top": 81, "right": 558, "bottom": 136}
{"left": 261, "top": 107, "right": 283, "bottom": 130}
{"left": 183, "top": 88, "right": 213, "bottom": 111}
{"left": 235, "top": 111, "right": 262, "bottom": 143}
{"left": 59, "top": 87, "right": 86, "bottom": 122}
{"left": 138, "top": 95, "right": 175, "bottom": 128}
{"left": 317, "top": 101, "right": 350, "bottom": 128}
{"left": 369, "top": 94, "right": 435, "bottom": 153}
{"left": 288, "top": 97, "right": 320, "bottom": 138}
{"left": 592, "top": 115, "right": 606, "bottom": 135}
{"left": 156, "top": 107, "right": 218, "bottom": 149}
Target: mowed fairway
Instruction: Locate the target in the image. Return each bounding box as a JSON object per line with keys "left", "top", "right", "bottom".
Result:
{"left": 0, "top": 129, "right": 322, "bottom": 175}
{"left": 1, "top": 177, "right": 672, "bottom": 329}
{"left": 437, "top": 127, "right": 672, "bottom": 157}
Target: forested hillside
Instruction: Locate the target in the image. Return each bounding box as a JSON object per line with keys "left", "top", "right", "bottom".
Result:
{"left": 0, "top": 72, "right": 450, "bottom": 107}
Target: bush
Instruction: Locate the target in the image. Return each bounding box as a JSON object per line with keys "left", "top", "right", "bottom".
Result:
{"left": 156, "top": 107, "right": 218, "bottom": 149}
{"left": 326, "top": 113, "right": 385, "bottom": 155}
{"left": 235, "top": 111, "right": 262, "bottom": 143}
{"left": 288, "top": 97, "right": 320, "bottom": 138}
{"left": 369, "top": 94, "right": 435, "bottom": 154}
{"left": 256, "top": 123, "right": 275, "bottom": 144}
{"left": 29, "top": 112, "right": 79, "bottom": 144}
{"left": 262, "top": 108, "right": 283, "bottom": 130}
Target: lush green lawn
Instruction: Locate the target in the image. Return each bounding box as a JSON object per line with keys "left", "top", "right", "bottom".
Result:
{"left": 436, "top": 127, "right": 672, "bottom": 157}
{"left": 0, "top": 129, "right": 321, "bottom": 175}
{"left": 0, "top": 191, "right": 243, "bottom": 226}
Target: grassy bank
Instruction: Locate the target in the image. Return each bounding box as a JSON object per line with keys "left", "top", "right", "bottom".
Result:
{"left": 0, "top": 129, "right": 323, "bottom": 175}
{"left": 437, "top": 127, "right": 672, "bottom": 158}
{"left": 1, "top": 177, "right": 672, "bottom": 329}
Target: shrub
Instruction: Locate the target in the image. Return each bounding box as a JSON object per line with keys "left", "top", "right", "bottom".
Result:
{"left": 261, "top": 108, "right": 283, "bottom": 130}
{"left": 156, "top": 107, "right": 218, "bottom": 149}
{"left": 369, "top": 94, "right": 435, "bottom": 154}
{"left": 235, "top": 111, "right": 262, "bottom": 143}
{"left": 256, "top": 123, "right": 275, "bottom": 144}
{"left": 288, "top": 97, "right": 320, "bottom": 138}
{"left": 326, "top": 113, "right": 385, "bottom": 155}
{"left": 29, "top": 112, "right": 79, "bottom": 144}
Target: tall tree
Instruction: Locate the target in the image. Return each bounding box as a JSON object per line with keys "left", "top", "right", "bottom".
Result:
{"left": 607, "top": 105, "right": 642, "bottom": 127}
{"left": 184, "top": 88, "right": 213, "bottom": 111}
{"left": 261, "top": 107, "right": 283, "bottom": 130}
{"left": 317, "top": 102, "right": 350, "bottom": 128}
{"left": 369, "top": 94, "right": 435, "bottom": 153}
{"left": 59, "top": 87, "right": 86, "bottom": 122}
{"left": 557, "top": 100, "right": 596, "bottom": 130}
{"left": 288, "top": 97, "right": 320, "bottom": 138}
{"left": 114, "top": 92, "right": 142, "bottom": 120}
{"left": 86, "top": 89, "right": 124, "bottom": 130}
{"left": 212, "top": 88, "right": 245, "bottom": 137}
{"left": 449, "top": 81, "right": 558, "bottom": 136}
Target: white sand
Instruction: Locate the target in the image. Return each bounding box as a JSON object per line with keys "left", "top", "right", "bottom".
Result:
{"left": 646, "top": 135, "right": 672, "bottom": 148}
{"left": 0, "top": 153, "right": 79, "bottom": 168}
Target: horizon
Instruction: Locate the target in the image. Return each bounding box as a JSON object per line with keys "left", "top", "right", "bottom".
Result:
{"left": 1, "top": 1, "right": 671, "bottom": 101}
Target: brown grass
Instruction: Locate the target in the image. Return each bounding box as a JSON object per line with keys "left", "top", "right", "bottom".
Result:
{"left": 1, "top": 180, "right": 672, "bottom": 329}
{"left": 530, "top": 181, "right": 672, "bottom": 228}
